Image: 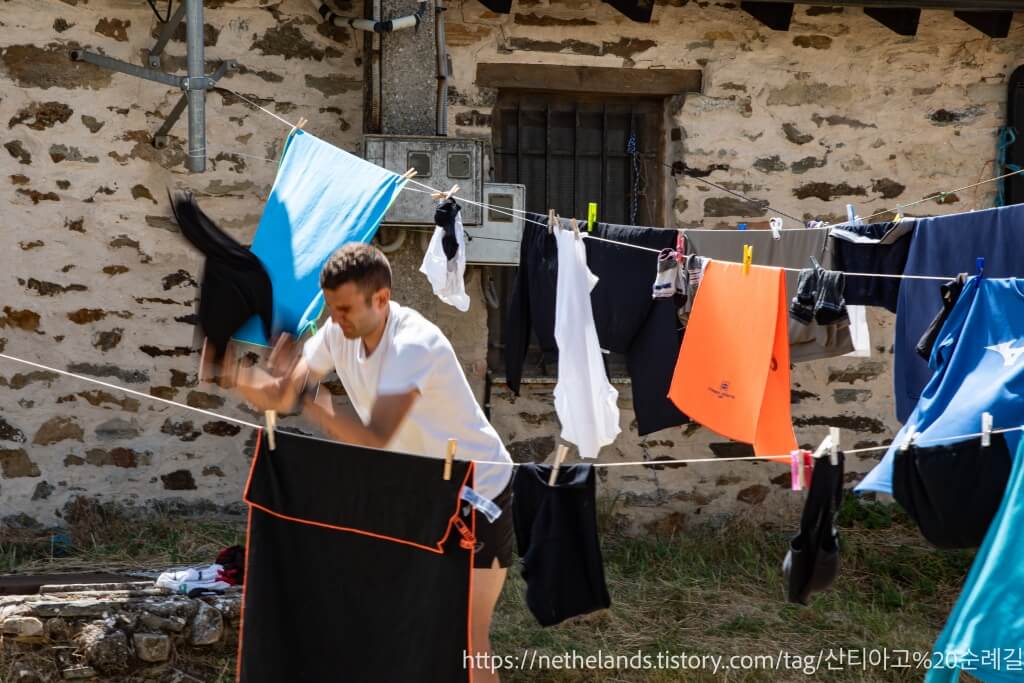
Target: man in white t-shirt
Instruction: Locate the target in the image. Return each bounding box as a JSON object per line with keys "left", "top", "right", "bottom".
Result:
{"left": 232, "top": 243, "right": 513, "bottom": 683}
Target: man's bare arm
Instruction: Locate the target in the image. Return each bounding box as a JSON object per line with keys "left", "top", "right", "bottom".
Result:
{"left": 302, "top": 390, "right": 418, "bottom": 449}
{"left": 230, "top": 335, "right": 321, "bottom": 413}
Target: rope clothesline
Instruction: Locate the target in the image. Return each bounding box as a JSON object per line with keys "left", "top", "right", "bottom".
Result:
{"left": 1, "top": 352, "right": 1018, "bottom": 469}
{"left": 206, "top": 84, "right": 1014, "bottom": 284}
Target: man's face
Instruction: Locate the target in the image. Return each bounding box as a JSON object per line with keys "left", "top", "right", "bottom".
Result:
{"left": 323, "top": 282, "right": 389, "bottom": 339}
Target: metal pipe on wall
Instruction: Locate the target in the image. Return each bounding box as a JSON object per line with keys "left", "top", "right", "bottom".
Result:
{"left": 185, "top": 0, "right": 205, "bottom": 172}
{"left": 435, "top": 0, "right": 449, "bottom": 136}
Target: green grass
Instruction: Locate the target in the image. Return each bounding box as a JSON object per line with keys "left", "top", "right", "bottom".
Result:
{"left": 0, "top": 495, "right": 981, "bottom": 682}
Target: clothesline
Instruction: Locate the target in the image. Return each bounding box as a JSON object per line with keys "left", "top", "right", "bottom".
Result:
{"left": 206, "top": 85, "right": 1009, "bottom": 283}
{"left": 1, "top": 350, "right": 1018, "bottom": 469}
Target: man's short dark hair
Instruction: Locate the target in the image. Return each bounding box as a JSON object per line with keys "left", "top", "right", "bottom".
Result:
{"left": 320, "top": 243, "right": 392, "bottom": 300}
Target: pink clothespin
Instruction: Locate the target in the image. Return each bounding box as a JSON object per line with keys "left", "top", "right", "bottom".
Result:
{"left": 675, "top": 231, "right": 686, "bottom": 262}
{"left": 790, "top": 449, "right": 812, "bottom": 490}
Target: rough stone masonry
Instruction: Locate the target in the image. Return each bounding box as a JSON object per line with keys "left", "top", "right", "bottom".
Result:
{"left": 1, "top": 0, "right": 1022, "bottom": 532}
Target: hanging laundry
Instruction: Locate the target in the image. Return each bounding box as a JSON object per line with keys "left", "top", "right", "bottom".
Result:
{"left": 894, "top": 203, "right": 1024, "bottom": 422}
{"left": 892, "top": 435, "right": 1012, "bottom": 548}
{"left": 506, "top": 216, "right": 687, "bottom": 436}
{"left": 927, "top": 439, "right": 1024, "bottom": 683}
{"left": 783, "top": 452, "right": 844, "bottom": 605}
{"left": 789, "top": 260, "right": 848, "bottom": 326}
{"left": 827, "top": 220, "right": 915, "bottom": 313}
{"left": 916, "top": 274, "right": 969, "bottom": 362}
{"left": 419, "top": 198, "right": 470, "bottom": 312}
{"left": 513, "top": 463, "right": 611, "bottom": 627}
{"left": 669, "top": 261, "right": 798, "bottom": 457}
{"left": 553, "top": 228, "right": 620, "bottom": 459}
{"left": 168, "top": 191, "right": 273, "bottom": 360}
{"left": 234, "top": 130, "right": 409, "bottom": 347}
{"left": 858, "top": 276, "right": 1024, "bottom": 499}
{"left": 239, "top": 430, "right": 475, "bottom": 683}
{"left": 846, "top": 306, "right": 871, "bottom": 358}
{"left": 683, "top": 227, "right": 863, "bottom": 362}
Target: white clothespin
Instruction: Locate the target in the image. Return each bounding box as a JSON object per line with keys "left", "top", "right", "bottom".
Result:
{"left": 444, "top": 438, "right": 456, "bottom": 480}
{"left": 828, "top": 427, "right": 840, "bottom": 466}
{"left": 981, "top": 412, "right": 993, "bottom": 448}
{"left": 846, "top": 204, "right": 862, "bottom": 226}
{"left": 431, "top": 184, "right": 460, "bottom": 201}
{"left": 264, "top": 410, "right": 277, "bottom": 451}
{"left": 769, "top": 217, "right": 783, "bottom": 240}
{"left": 901, "top": 427, "right": 918, "bottom": 452}
{"left": 549, "top": 444, "right": 569, "bottom": 486}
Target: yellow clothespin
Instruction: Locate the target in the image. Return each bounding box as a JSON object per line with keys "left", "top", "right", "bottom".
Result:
{"left": 742, "top": 244, "right": 753, "bottom": 274}
{"left": 264, "top": 410, "right": 277, "bottom": 451}
{"left": 398, "top": 168, "right": 417, "bottom": 181}
{"left": 549, "top": 444, "right": 569, "bottom": 486}
{"left": 444, "top": 438, "right": 456, "bottom": 480}
{"left": 548, "top": 209, "right": 557, "bottom": 234}
{"left": 431, "top": 184, "right": 460, "bottom": 201}
{"left": 570, "top": 217, "right": 581, "bottom": 240}
{"left": 587, "top": 202, "right": 598, "bottom": 233}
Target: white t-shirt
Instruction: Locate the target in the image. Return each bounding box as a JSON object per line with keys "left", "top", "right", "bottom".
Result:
{"left": 302, "top": 301, "right": 512, "bottom": 499}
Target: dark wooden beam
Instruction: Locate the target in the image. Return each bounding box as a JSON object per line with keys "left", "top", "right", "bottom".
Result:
{"left": 740, "top": 1, "right": 795, "bottom": 30}
{"left": 954, "top": 9, "right": 1014, "bottom": 35}
{"left": 476, "top": 63, "right": 702, "bottom": 96}
{"left": 863, "top": 6, "right": 922, "bottom": 34}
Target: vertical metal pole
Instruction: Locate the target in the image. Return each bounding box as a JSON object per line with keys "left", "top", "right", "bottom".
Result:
{"left": 186, "top": 0, "right": 205, "bottom": 172}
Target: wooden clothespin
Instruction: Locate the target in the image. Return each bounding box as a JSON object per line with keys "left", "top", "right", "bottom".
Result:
{"left": 549, "top": 444, "right": 569, "bottom": 486}
{"left": 570, "top": 217, "right": 581, "bottom": 240}
{"left": 398, "top": 168, "right": 418, "bottom": 181}
{"left": 295, "top": 116, "right": 308, "bottom": 131}
{"left": 982, "top": 412, "right": 993, "bottom": 448}
{"left": 264, "top": 410, "right": 277, "bottom": 451}
{"left": 444, "top": 438, "right": 456, "bottom": 480}
{"left": 587, "top": 202, "right": 598, "bottom": 233}
{"left": 828, "top": 427, "right": 840, "bottom": 466}
{"left": 547, "top": 209, "right": 557, "bottom": 235}
{"left": 431, "top": 184, "right": 460, "bottom": 201}
{"left": 742, "top": 244, "right": 753, "bottom": 274}
{"left": 901, "top": 427, "right": 918, "bottom": 452}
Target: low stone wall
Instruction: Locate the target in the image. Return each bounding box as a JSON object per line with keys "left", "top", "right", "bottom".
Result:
{"left": 0, "top": 583, "right": 240, "bottom": 681}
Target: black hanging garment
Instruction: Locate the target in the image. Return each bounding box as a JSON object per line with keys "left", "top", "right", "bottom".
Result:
{"left": 513, "top": 464, "right": 611, "bottom": 627}
{"left": 892, "top": 434, "right": 1012, "bottom": 549}
{"left": 915, "top": 273, "right": 969, "bottom": 362}
{"left": 168, "top": 191, "right": 274, "bottom": 359}
{"left": 239, "top": 430, "right": 476, "bottom": 683}
{"left": 783, "top": 453, "right": 844, "bottom": 605}
{"left": 505, "top": 216, "right": 687, "bottom": 435}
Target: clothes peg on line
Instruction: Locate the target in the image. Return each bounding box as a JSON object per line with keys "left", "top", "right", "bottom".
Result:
{"left": 828, "top": 427, "right": 840, "bottom": 466}
{"left": 742, "top": 244, "right": 753, "bottom": 274}
{"left": 982, "top": 412, "right": 993, "bottom": 448}
{"left": 264, "top": 410, "right": 277, "bottom": 451}
{"left": 587, "top": 202, "right": 598, "bottom": 233}
{"left": 790, "top": 450, "right": 811, "bottom": 491}
{"left": 675, "top": 230, "right": 686, "bottom": 262}
{"left": 549, "top": 444, "right": 569, "bottom": 486}
{"left": 444, "top": 438, "right": 456, "bottom": 480}
{"left": 548, "top": 209, "right": 557, "bottom": 235}
{"left": 294, "top": 117, "right": 308, "bottom": 131}
{"left": 398, "top": 168, "right": 418, "bottom": 181}
{"left": 901, "top": 428, "right": 918, "bottom": 452}
{"left": 570, "top": 217, "right": 581, "bottom": 240}
{"left": 770, "top": 217, "right": 783, "bottom": 240}
{"left": 431, "top": 184, "right": 460, "bottom": 201}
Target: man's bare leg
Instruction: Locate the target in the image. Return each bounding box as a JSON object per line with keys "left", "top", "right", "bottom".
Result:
{"left": 471, "top": 560, "right": 507, "bottom": 683}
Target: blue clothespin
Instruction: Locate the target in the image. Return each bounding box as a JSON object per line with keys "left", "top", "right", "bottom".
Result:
{"left": 976, "top": 257, "right": 985, "bottom": 279}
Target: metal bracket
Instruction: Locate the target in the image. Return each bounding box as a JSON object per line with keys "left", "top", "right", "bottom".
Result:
{"left": 148, "top": 0, "right": 188, "bottom": 68}
{"left": 153, "top": 60, "right": 237, "bottom": 149}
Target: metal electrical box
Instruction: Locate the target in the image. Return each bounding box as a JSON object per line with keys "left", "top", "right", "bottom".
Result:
{"left": 465, "top": 183, "right": 526, "bottom": 266}
{"left": 364, "top": 135, "right": 483, "bottom": 226}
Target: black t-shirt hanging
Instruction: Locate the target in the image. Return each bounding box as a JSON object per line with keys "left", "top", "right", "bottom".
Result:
{"left": 783, "top": 453, "right": 844, "bottom": 605}
{"left": 238, "top": 430, "right": 476, "bottom": 683}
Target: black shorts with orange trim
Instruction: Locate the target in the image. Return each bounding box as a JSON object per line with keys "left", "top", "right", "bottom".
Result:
{"left": 473, "top": 480, "right": 514, "bottom": 569}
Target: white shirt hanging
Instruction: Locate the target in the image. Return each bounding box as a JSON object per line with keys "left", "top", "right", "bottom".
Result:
{"left": 553, "top": 228, "right": 621, "bottom": 459}
{"left": 419, "top": 202, "right": 469, "bottom": 312}
{"left": 845, "top": 305, "right": 872, "bottom": 357}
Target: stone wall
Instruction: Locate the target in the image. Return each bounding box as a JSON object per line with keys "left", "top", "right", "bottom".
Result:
{"left": 3, "top": 0, "right": 1024, "bottom": 530}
